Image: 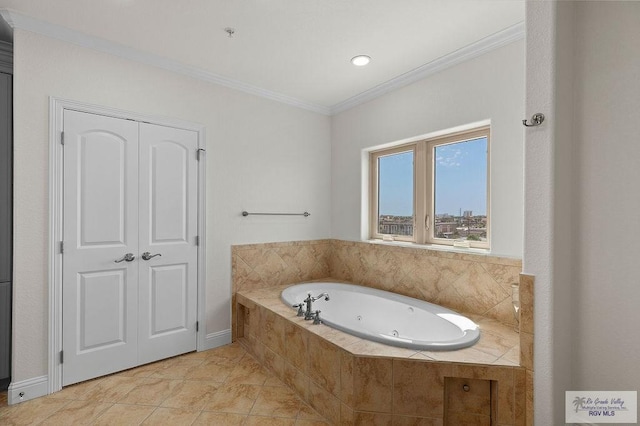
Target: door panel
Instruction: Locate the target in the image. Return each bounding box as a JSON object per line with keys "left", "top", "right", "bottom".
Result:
{"left": 78, "top": 269, "right": 128, "bottom": 351}
{"left": 78, "top": 133, "right": 128, "bottom": 246}
{"left": 138, "top": 123, "right": 198, "bottom": 364}
{"left": 62, "top": 110, "right": 139, "bottom": 386}
{"left": 150, "top": 142, "right": 189, "bottom": 243}
{"left": 150, "top": 264, "right": 188, "bottom": 335}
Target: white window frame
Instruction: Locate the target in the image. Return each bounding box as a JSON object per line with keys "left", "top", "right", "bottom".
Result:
{"left": 370, "top": 125, "right": 490, "bottom": 249}
{"left": 370, "top": 145, "right": 417, "bottom": 242}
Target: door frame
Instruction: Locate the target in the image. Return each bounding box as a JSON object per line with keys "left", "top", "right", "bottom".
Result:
{"left": 47, "top": 97, "right": 207, "bottom": 393}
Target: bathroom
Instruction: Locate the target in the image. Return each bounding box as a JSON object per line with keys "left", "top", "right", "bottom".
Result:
{"left": 3, "top": 1, "right": 640, "bottom": 426}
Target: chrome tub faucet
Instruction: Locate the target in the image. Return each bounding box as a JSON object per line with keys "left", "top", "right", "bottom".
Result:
{"left": 296, "top": 292, "right": 330, "bottom": 321}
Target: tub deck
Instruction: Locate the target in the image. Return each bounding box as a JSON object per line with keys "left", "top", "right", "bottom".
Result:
{"left": 236, "top": 284, "right": 527, "bottom": 425}
{"left": 237, "top": 284, "right": 519, "bottom": 367}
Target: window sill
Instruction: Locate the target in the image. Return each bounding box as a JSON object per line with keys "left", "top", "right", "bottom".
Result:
{"left": 366, "top": 238, "right": 493, "bottom": 256}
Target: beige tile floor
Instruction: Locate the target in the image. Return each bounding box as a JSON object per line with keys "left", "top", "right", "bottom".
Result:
{"left": 0, "top": 343, "right": 331, "bottom": 425}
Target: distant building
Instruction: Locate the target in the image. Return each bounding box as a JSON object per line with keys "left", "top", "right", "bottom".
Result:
{"left": 463, "top": 210, "right": 473, "bottom": 217}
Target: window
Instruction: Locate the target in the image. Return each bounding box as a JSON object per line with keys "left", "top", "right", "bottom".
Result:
{"left": 370, "top": 126, "right": 490, "bottom": 249}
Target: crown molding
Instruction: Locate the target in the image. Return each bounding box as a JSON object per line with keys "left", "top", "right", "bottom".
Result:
{"left": 329, "top": 21, "right": 525, "bottom": 115}
{"left": 0, "top": 9, "right": 331, "bottom": 115}
{"left": 0, "top": 9, "right": 523, "bottom": 117}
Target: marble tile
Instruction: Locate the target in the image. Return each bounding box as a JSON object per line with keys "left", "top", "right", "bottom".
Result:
{"left": 519, "top": 274, "right": 534, "bottom": 335}
{"left": 519, "top": 332, "right": 534, "bottom": 371}
{"left": 494, "top": 346, "right": 520, "bottom": 367}
{"left": 40, "top": 399, "right": 112, "bottom": 425}
{"left": 308, "top": 333, "right": 341, "bottom": 397}
{"left": 116, "top": 361, "right": 161, "bottom": 379}
{"left": 295, "top": 419, "right": 332, "bottom": 426}
{"left": 420, "top": 347, "right": 499, "bottom": 364}
{"left": 392, "top": 415, "right": 443, "bottom": 426}
{"left": 444, "top": 411, "right": 491, "bottom": 426}
{"left": 345, "top": 338, "right": 417, "bottom": 358}
{"left": 0, "top": 397, "right": 71, "bottom": 425}
{"left": 340, "top": 351, "right": 354, "bottom": 406}
{"left": 225, "top": 355, "right": 270, "bottom": 385}
{"left": 81, "top": 376, "right": 142, "bottom": 403}
{"left": 284, "top": 321, "right": 309, "bottom": 373}
{"left": 326, "top": 239, "right": 521, "bottom": 326}
{"left": 244, "top": 416, "right": 296, "bottom": 426}
{"left": 141, "top": 407, "right": 200, "bottom": 425}
{"left": 192, "top": 411, "right": 246, "bottom": 425}
{"left": 298, "top": 402, "right": 327, "bottom": 421}
{"left": 183, "top": 358, "right": 235, "bottom": 382}
{"left": 473, "top": 329, "right": 519, "bottom": 359}
{"left": 263, "top": 309, "right": 286, "bottom": 356}
{"left": 283, "top": 362, "right": 310, "bottom": 400}
{"left": 353, "top": 357, "right": 393, "bottom": 413}
{"left": 160, "top": 380, "right": 218, "bottom": 410}
{"left": 393, "top": 359, "right": 452, "bottom": 417}
{"left": 445, "top": 377, "right": 491, "bottom": 416}
{"left": 117, "top": 378, "right": 182, "bottom": 406}
{"left": 250, "top": 385, "right": 301, "bottom": 418}
{"left": 150, "top": 358, "right": 203, "bottom": 380}
{"left": 526, "top": 369, "right": 534, "bottom": 426}
{"left": 206, "top": 342, "right": 247, "bottom": 363}
{"left": 353, "top": 411, "right": 393, "bottom": 425}
{"left": 202, "top": 383, "right": 261, "bottom": 414}
{"left": 514, "top": 368, "right": 527, "bottom": 426}
{"left": 340, "top": 403, "right": 355, "bottom": 425}
{"left": 263, "top": 346, "right": 286, "bottom": 380}
{"left": 308, "top": 380, "right": 340, "bottom": 425}
{"left": 46, "top": 377, "right": 101, "bottom": 400}
{"left": 92, "top": 403, "right": 155, "bottom": 426}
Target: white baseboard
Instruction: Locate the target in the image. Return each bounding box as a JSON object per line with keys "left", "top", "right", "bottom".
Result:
{"left": 7, "top": 375, "right": 49, "bottom": 405}
{"left": 201, "top": 329, "right": 232, "bottom": 351}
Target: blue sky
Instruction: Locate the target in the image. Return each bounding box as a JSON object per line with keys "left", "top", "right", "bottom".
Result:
{"left": 378, "top": 137, "right": 487, "bottom": 216}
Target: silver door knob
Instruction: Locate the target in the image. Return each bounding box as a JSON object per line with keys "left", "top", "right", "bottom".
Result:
{"left": 114, "top": 253, "right": 135, "bottom": 263}
{"left": 141, "top": 252, "right": 162, "bottom": 261}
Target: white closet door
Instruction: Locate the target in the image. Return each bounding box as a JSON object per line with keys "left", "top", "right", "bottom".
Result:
{"left": 62, "top": 110, "right": 139, "bottom": 386}
{"left": 137, "top": 123, "right": 198, "bottom": 364}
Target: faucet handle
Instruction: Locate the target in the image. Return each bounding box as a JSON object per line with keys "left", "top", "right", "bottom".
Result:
{"left": 313, "top": 310, "right": 322, "bottom": 325}
{"left": 292, "top": 303, "right": 305, "bottom": 317}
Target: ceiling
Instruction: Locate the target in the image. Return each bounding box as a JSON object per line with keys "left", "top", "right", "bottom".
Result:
{"left": 0, "top": 0, "right": 524, "bottom": 113}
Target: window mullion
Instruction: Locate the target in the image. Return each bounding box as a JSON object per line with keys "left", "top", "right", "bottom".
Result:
{"left": 415, "top": 142, "right": 428, "bottom": 244}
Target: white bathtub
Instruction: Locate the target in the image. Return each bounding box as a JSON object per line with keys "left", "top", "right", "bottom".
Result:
{"left": 281, "top": 282, "right": 480, "bottom": 351}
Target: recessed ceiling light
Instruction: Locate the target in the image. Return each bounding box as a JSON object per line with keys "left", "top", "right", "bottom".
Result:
{"left": 351, "top": 55, "right": 371, "bottom": 66}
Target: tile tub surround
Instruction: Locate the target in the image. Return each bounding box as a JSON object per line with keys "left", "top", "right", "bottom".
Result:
{"left": 519, "top": 273, "right": 534, "bottom": 425}
{"left": 329, "top": 240, "right": 522, "bottom": 327}
{"left": 232, "top": 240, "right": 333, "bottom": 341}
{"left": 231, "top": 239, "right": 522, "bottom": 342}
{"left": 236, "top": 287, "right": 526, "bottom": 425}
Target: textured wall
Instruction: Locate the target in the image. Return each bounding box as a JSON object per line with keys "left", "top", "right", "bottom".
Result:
{"left": 11, "top": 29, "right": 331, "bottom": 382}
{"left": 331, "top": 40, "right": 525, "bottom": 258}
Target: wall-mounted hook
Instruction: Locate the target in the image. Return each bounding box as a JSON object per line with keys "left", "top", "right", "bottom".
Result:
{"left": 522, "top": 113, "right": 545, "bottom": 127}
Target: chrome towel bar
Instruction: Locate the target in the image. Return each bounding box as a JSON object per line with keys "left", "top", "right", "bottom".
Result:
{"left": 242, "top": 211, "right": 310, "bottom": 217}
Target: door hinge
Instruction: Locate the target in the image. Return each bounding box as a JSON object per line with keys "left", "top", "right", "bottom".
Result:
{"left": 60, "top": 241, "right": 64, "bottom": 254}
{"left": 196, "top": 321, "right": 199, "bottom": 332}
{"left": 196, "top": 148, "right": 205, "bottom": 161}
{"left": 60, "top": 131, "right": 65, "bottom": 145}
{"left": 60, "top": 351, "right": 64, "bottom": 364}
{"left": 195, "top": 236, "right": 199, "bottom": 246}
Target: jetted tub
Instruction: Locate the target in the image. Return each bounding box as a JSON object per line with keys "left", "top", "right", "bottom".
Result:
{"left": 281, "top": 282, "right": 480, "bottom": 351}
